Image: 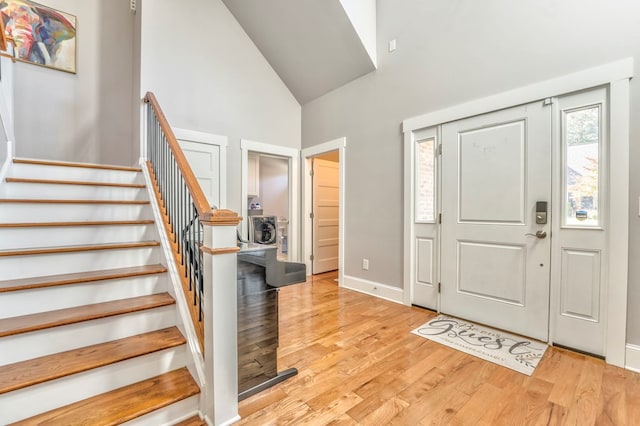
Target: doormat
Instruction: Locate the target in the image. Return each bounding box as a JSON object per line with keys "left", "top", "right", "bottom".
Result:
{"left": 411, "top": 314, "right": 548, "bottom": 376}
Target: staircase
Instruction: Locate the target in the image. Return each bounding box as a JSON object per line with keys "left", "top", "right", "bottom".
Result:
{"left": 0, "top": 159, "right": 206, "bottom": 425}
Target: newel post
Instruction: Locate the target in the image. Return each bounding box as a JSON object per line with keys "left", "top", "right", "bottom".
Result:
{"left": 201, "top": 209, "right": 242, "bottom": 426}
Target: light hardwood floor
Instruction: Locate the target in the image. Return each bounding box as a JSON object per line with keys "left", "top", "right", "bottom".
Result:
{"left": 238, "top": 272, "right": 640, "bottom": 425}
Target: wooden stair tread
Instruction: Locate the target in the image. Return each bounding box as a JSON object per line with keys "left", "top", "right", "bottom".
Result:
{"left": 0, "top": 241, "right": 160, "bottom": 257}
{"left": 5, "top": 177, "right": 146, "bottom": 188}
{"left": 173, "top": 415, "right": 207, "bottom": 426}
{"left": 0, "top": 293, "right": 175, "bottom": 337}
{"left": 0, "top": 220, "right": 155, "bottom": 228}
{"left": 11, "top": 368, "right": 199, "bottom": 426}
{"left": 0, "top": 327, "right": 186, "bottom": 394}
{"left": 13, "top": 158, "right": 142, "bottom": 172}
{"left": 0, "top": 264, "right": 167, "bottom": 293}
{"left": 0, "top": 198, "right": 149, "bottom": 204}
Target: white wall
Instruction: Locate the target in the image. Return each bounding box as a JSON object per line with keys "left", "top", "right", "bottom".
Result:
{"left": 302, "top": 0, "right": 640, "bottom": 345}
{"left": 13, "top": 0, "right": 136, "bottom": 166}
{"left": 339, "top": 0, "right": 377, "bottom": 66}
{"left": 139, "top": 0, "right": 300, "bottom": 218}
{"left": 259, "top": 156, "right": 289, "bottom": 220}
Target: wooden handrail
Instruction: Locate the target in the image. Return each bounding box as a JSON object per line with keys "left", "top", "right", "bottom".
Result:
{"left": 144, "top": 92, "right": 214, "bottom": 223}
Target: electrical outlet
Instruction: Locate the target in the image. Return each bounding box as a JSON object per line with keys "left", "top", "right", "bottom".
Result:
{"left": 362, "top": 258, "right": 369, "bottom": 270}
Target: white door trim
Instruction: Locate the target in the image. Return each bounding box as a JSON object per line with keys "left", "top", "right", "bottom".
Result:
{"left": 240, "top": 139, "right": 300, "bottom": 261}
{"left": 403, "top": 58, "right": 632, "bottom": 367}
{"left": 302, "top": 138, "right": 346, "bottom": 286}
{"left": 403, "top": 57, "right": 633, "bottom": 132}
{"left": 174, "top": 128, "right": 228, "bottom": 210}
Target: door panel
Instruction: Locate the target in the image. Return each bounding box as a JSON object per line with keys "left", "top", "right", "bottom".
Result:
{"left": 457, "top": 241, "right": 525, "bottom": 304}
{"left": 441, "top": 101, "right": 552, "bottom": 341}
{"left": 459, "top": 121, "right": 526, "bottom": 223}
{"left": 178, "top": 139, "right": 221, "bottom": 208}
{"left": 312, "top": 158, "right": 339, "bottom": 273}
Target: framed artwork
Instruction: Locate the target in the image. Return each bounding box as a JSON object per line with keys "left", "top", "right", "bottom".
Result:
{"left": 1, "top": 0, "right": 76, "bottom": 73}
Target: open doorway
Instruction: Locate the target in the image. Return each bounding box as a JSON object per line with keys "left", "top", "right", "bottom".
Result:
{"left": 240, "top": 140, "right": 300, "bottom": 261}
{"left": 247, "top": 152, "right": 290, "bottom": 260}
{"left": 302, "top": 138, "right": 346, "bottom": 285}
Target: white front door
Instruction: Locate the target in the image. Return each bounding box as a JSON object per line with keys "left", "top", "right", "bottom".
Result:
{"left": 312, "top": 158, "right": 339, "bottom": 274}
{"left": 440, "top": 101, "right": 552, "bottom": 341}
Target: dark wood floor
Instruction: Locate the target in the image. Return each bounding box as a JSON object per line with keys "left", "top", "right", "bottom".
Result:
{"left": 237, "top": 271, "right": 640, "bottom": 425}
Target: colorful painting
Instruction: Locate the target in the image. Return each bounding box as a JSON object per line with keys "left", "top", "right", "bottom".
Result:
{"left": 1, "top": 0, "right": 76, "bottom": 73}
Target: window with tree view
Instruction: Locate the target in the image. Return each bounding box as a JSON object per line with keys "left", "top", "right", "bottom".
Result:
{"left": 564, "top": 105, "right": 600, "bottom": 227}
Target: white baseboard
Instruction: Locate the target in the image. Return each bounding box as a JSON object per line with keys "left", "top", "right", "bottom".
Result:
{"left": 626, "top": 344, "right": 640, "bottom": 373}
{"left": 342, "top": 275, "right": 404, "bottom": 304}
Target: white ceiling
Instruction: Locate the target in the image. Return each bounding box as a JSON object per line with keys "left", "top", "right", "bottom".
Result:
{"left": 222, "top": 0, "right": 377, "bottom": 105}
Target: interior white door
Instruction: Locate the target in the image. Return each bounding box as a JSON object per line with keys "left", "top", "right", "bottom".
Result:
{"left": 178, "top": 140, "right": 221, "bottom": 208}
{"left": 441, "top": 101, "right": 552, "bottom": 341}
{"left": 312, "top": 158, "right": 339, "bottom": 274}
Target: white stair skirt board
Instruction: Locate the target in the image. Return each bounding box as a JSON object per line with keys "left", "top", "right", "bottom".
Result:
{"left": 341, "top": 275, "right": 404, "bottom": 304}
{"left": 626, "top": 344, "right": 640, "bottom": 373}
{"left": 412, "top": 314, "right": 548, "bottom": 376}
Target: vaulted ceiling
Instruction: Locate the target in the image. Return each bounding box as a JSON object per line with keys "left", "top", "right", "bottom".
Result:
{"left": 222, "top": 0, "right": 377, "bottom": 105}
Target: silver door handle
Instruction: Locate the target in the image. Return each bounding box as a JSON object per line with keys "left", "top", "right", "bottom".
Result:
{"left": 525, "top": 230, "right": 547, "bottom": 239}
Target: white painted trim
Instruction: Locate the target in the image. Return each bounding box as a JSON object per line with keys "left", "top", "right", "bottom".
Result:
{"left": 139, "top": 158, "right": 206, "bottom": 389}
{"left": 173, "top": 128, "right": 228, "bottom": 147}
{"left": 403, "top": 130, "right": 414, "bottom": 307}
{"left": 173, "top": 128, "right": 228, "bottom": 210}
{"left": 626, "top": 344, "right": 640, "bottom": 373}
{"left": 606, "top": 77, "right": 630, "bottom": 367}
{"left": 0, "top": 48, "right": 15, "bottom": 144}
{"left": 342, "top": 275, "right": 404, "bottom": 305}
{"left": 0, "top": 140, "right": 13, "bottom": 186}
{"left": 302, "top": 137, "right": 346, "bottom": 285}
{"left": 205, "top": 414, "right": 240, "bottom": 426}
{"left": 403, "top": 58, "right": 634, "bottom": 132}
{"left": 240, "top": 139, "right": 300, "bottom": 261}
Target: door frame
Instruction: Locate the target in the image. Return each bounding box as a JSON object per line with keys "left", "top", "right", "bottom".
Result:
{"left": 240, "top": 139, "right": 300, "bottom": 261}
{"left": 402, "top": 58, "right": 632, "bottom": 367}
{"left": 174, "top": 128, "right": 228, "bottom": 209}
{"left": 302, "top": 137, "right": 346, "bottom": 284}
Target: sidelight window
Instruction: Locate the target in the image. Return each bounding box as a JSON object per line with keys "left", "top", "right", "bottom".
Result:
{"left": 563, "top": 105, "right": 601, "bottom": 227}
{"left": 415, "top": 137, "right": 436, "bottom": 222}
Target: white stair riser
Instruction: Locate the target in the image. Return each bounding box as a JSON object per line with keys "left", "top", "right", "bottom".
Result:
{"left": 1, "top": 347, "right": 187, "bottom": 425}
{"left": 122, "top": 396, "right": 200, "bottom": 426}
{"left": 0, "top": 306, "right": 177, "bottom": 365}
{"left": 0, "top": 247, "right": 161, "bottom": 280}
{"left": 10, "top": 163, "right": 143, "bottom": 184}
{"left": 0, "top": 225, "right": 158, "bottom": 249}
{"left": 0, "top": 182, "right": 147, "bottom": 200}
{"left": 0, "top": 203, "right": 153, "bottom": 222}
{"left": 0, "top": 274, "right": 168, "bottom": 319}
